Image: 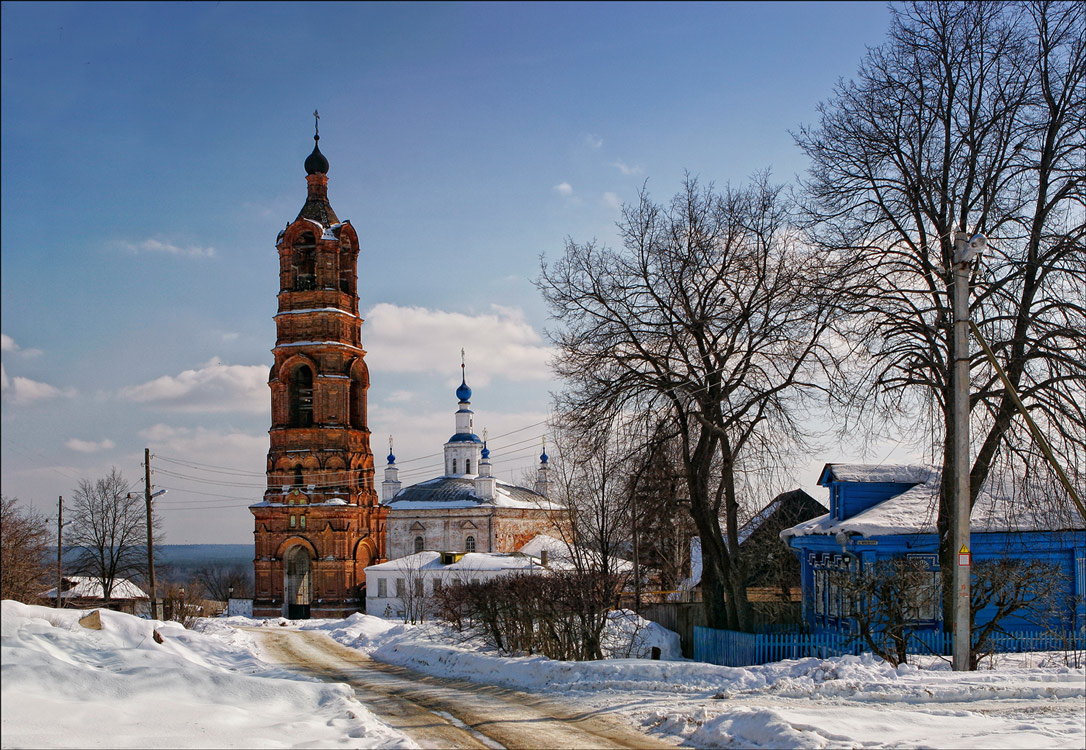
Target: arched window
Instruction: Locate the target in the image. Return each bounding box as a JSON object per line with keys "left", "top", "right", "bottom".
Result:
{"left": 414, "top": 536, "right": 424, "bottom": 554}
{"left": 465, "top": 459, "right": 471, "bottom": 474}
{"left": 293, "top": 234, "right": 316, "bottom": 290}
{"left": 465, "top": 535, "right": 476, "bottom": 553}
{"left": 451, "top": 459, "right": 457, "bottom": 474}
{"left": 290, "top": 366, "right": 314, "bottom": 427}
{"left": 293, "top": 465, "right": 304, "bottom": 487}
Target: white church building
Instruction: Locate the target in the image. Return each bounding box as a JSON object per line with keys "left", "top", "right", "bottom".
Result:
{"left": 379, "top": 364, "right": 564, "bottom": 560}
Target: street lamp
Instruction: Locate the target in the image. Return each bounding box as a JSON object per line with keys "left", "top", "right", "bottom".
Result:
{"left": 951, "top": 230, "right": 985, "bottom": 672}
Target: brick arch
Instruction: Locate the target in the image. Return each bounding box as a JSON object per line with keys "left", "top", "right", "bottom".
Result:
{"left": 280, "top": 219, "right": 325, "bottom": 248}
{"left": 353, "top": 536, "right": 379, "bottom": 567}
{"left": 280, "top": 353, "right": 319, "bottom": 381}
{"left": 347, "top": 357, "right": 369, "bottom": 430}
{"left": 276, "top": 536, "right": 318, "bottom": 560}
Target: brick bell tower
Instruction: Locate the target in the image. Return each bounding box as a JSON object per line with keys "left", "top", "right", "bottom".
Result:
{"left": 250, "top": 116, "right": 387, "bottom": 619}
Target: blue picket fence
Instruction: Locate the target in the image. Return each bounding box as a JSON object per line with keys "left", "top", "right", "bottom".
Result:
{"left": 693, "top": 625, "right": 1086, "bottom": 667}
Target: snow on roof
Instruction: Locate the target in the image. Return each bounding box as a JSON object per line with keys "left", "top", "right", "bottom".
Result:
{"left": 784, "top": 467, "right": 1083, "bottom": 539}
{"left": 40, "top": 576, "right": 147, "bottom": 601}
{"left": 365, "top": 550, "right": 546, "bottom": 573}
{"left": 517, "top": 534, "right": 569, "bottom": 558}
{"left": 819, "top": 463, "right": 933, "bottom": 486}
{"left": 382, "top": 475, "right": 564, "bottom": 511}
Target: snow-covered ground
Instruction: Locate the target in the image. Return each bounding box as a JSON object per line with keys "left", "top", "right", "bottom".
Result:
{"left": 4, "top": 599, "right": 1084, "bottom": 748}
{"left": 0, "top": 601, "right": 416, "bottom": 749}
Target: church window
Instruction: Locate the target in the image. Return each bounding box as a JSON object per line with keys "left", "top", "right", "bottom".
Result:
{"left": 293, "top": 465, "right": 304, "bottom": 487}
{"left": 290, "top": 515, "right": 297, "bottom": 528}
{"left": 290, "top": 366, "right": 314, "bottom": 427}
{"left": 293, "top": 233, "right": 316, "bottom": 290}
{"left": 414, "top": 536, "right": 424, "bottom": 554}
{"left": 395, "top": 578, "right": 405, "bottom": 598}
{"left": 452, "top": 459, "right": 457, "bottom": 474}
{"left": 377, "top": 578, "right": 387, "bottom": 598}
{"left": 465, "top": 535, "right": 476, "bottom": 553}
{"left": 300, "top": 516, "right": 307, "bottom": 529}
{"left": 466, "top": 459, "right": 471, "bottom": 474}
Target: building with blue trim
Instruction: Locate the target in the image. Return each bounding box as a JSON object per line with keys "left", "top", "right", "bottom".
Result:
{"left": 782, "top": 464, "right": 1085, "bottom": 636}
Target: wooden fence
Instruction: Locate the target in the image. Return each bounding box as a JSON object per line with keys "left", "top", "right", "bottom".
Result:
{"left": 693, "top": 625, "right": 1086, "bottom": 667}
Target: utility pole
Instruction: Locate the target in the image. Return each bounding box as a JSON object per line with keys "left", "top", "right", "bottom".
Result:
{"left": 56, "top": 496, "right": 63, "bottom": 608}
{"left": 951, "top": 231, "right": 985, "bottom": 671}
{"left": 144, "top": 448, "right": 158, "bottom": 620}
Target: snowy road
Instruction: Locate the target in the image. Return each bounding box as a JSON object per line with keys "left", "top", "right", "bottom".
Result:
{"left": 246, "top": 627, "right": 673, "bottom": 750}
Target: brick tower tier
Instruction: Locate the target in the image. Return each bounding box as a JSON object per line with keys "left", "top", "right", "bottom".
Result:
{"left": 250, "top": 131, "right": 387, "bottom": 619}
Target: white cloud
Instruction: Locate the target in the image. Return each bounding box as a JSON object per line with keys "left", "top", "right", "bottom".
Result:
{"left": 66, "top": 438, "right": 116, "bottom": 454}
{"left": 584, "top": 133, "right": 604, "bottom": 149}
{"left": 120, "top": 358, "right": 267, "bottom": 413}
{"left": 602, "top": 192, "right": 622, "bottom": 211}
{"left": 612, "top": 160, "right": 643, "bottom": 176}
{"left": 1, "top": 333, "right": 43, "bottom": 358}
{"left": 553, "top": 182, "right": 574, "bottom": 197}
{"left": 1, "top": 363, "right": 73, "bottom": 404}
{"left": 363, "top": 303, "right": 553, "bottom": 384}
{"left": 139, "top": 424, "right": 266, "bottom": 458}
{"left": 123, "top": 238, "right": 216, "bottom": 259}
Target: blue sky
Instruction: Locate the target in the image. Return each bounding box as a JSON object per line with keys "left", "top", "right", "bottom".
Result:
{"left": 1, "top": 1, "right": 910, "bottom": 543}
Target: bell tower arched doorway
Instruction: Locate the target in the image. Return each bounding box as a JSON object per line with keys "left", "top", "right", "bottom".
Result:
{"left": 284, "top": 545, "right": 312, "bottom": 619}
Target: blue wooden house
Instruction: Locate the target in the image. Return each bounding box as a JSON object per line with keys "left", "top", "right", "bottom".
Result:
{"left": 781, "top": 464, "right": 1085, "bottom": 637}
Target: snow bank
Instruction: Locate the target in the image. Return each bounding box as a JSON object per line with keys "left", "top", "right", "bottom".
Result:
{"left": 1, "top": 601, "right": 416, "bottom": 749}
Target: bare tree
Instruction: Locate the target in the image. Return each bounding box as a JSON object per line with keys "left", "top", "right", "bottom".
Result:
{"left": 831, "top": 555, "right": 1067, "bottom": 668}
{"left": 0, "top": 496, "right": 50, "bottom": 603}
{"left": 68, "top": 468, "right": 153, "bottom": 603}
{"left": 193, "top": 564, "right": 252, "bottom": 601}
{"left": 539, "top": 175, "right": 843, "bottom": 632}
{"left": 545, "top": 418, "right": 636, "bottom": 581}
{"left": 795, "top": 1, "right": 1086, "bottom": 621}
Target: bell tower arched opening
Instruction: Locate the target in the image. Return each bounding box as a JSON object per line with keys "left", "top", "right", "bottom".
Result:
{"left": 289, "top": 365, "right": 314, "bottom": 427}
{"left": 284, "top": 545, "right": 312, "bottom": 619}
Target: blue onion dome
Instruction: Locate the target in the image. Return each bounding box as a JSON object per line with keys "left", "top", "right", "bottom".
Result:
{"left": 387, "top": 451, "right": 396, "bottom": 464}
{"left": 456, "top": 375, "right": 472, "bottom": 402}
{"left": 540, "top": 449, "right": 549, "bottom": 463}
{"left": 481, "top": 443, "right": 490, "bottom": 460}
{"left": 304, "top": 134, "right": 329, "bottom": 175}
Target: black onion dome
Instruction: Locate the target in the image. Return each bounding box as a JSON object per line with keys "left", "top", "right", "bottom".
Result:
{"left": 304, "top": 135, "right": 329, "bottom": 175}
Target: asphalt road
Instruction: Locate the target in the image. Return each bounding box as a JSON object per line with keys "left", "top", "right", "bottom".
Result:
{"left": 246, "top": 627, "right": 674, "bottom": 750}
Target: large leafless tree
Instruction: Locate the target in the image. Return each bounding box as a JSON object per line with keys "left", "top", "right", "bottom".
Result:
{"left": 795, "top": 0, "right": 1085, "bottom": 619}
{"left": 539, "top": 175, "right": 843, "bottom": 631}
{"left": 69, "top": 468, "right": 153, "bottom": 602}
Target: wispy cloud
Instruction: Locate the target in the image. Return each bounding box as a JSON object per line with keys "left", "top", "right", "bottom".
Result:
{"left": 583, "top": 133, "right": 604, "bottom": 149}
{"left": 66, "top": 438, "right": 116, "bottom": 454}
{"left": 363, "top": 303, "right": 553, "bottom": 384}
{"left": 612, "top": 160, "right": 643, "bottom": 176}
{"left": 120, "top": 358, "right": 267, "bottom": 413}
{"left": 123, "top": 238, "right": 216, "bottom": 259}
{"left": 1, "top": 333, "right": 42, "bottom": 358}
{"left": 602, "top": 192, "right": 622, "bottom": 211}
{"left": 553, "top": 182, "right": 574, "bottom": 197}
{"left": 1, "top": 363, "right": 74, "bottom": 404}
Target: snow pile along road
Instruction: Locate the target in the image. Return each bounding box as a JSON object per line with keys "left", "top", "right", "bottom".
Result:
{"left": 0, "top": 601, "right": 416, "bottom": 749}
{"left": 226, "top": 611, "right": 1085, "bottom": 749}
